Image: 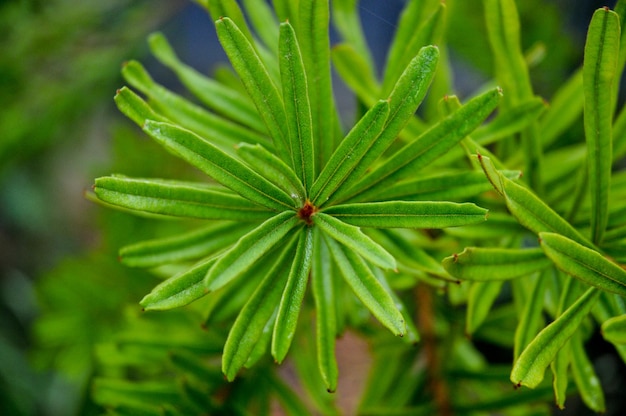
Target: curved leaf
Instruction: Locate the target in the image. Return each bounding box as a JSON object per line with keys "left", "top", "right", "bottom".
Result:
{"left": 348, "top": 87, "right": 501, "bottom": 203}
{"left": 222, "top": 239, "right": 297, "bottom": 381}
{"left": 511, "top": 287, "right": 600, "bottom": 388}
{"left": 324, "top": 235, "right": 405, "bottom": 336}
{"left": 443, "top": 247, "right": 551, "bottom": 281}
{"left": 601, "top": 314, "right": 626, "bottom": 344}
{"left": 205, "top": 211, "right": 301, "bottom": 291}
{"left": 94, "top": 176, "right": 274, "bottom": 221}
{"left": 478, "top": 155, "right": 592, "bottom": 248}
{"left": 140, "top": 258, "right": 216, "bottom": 311}
{"left": 143, "top": 120, "right": 297, "bottom": 210}
{"left": 323, "top": 201, "right": 488, "bottom": 229}
{"left": 314, "top": 213, "right": 396, "bottom": 270}
{"left": 540, "top": 232, "right": 626, "bottom": 296}
{"left": 571, "top": 334, "right": 606, "bottom": 413}
{"left": 120, "top": 222, "right": 253, "bottom": 268}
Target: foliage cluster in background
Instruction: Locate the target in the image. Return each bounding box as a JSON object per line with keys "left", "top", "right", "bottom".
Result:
{"left": 3, "top": 0, "right": 626, "bottom": 415}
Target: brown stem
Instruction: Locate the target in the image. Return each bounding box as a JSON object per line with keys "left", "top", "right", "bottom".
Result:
{"left": 416, "top": 284, "right": 452, "bottom": 416}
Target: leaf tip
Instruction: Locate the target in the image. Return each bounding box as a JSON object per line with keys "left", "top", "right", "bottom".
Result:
{"left": 327, "top": 388, "right": 336, "bottom": 393}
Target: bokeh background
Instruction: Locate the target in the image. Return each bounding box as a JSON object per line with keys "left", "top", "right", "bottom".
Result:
{"left": 0, "top": 0, "right": 619, "bottom": 414}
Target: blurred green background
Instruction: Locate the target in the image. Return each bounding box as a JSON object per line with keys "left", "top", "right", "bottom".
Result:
{"left": 0, "top": 0, "right": 617, "bottom": 415}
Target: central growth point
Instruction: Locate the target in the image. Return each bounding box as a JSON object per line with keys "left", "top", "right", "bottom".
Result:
{"left": 297, "top": 200, "right": 317, "bottom": 225}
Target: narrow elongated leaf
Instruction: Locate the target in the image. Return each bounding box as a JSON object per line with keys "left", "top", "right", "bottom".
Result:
{"left": 472, "top": 97, "right": 546, "bottom": 146}
{"left": 584, "top": 8, "right": 620, "bottom": 244}
{"left": 314, "top": 213, "right": 396, "bottom": 270}
{"left": 311, "top": 229, "right": 338, "bottom": 392}
{"left": 331, "top": 46, "right": 440, "bottom": 203}
{"left": 215, "top": 17, "right": 291, "bottom": 163}
{"left": 236, "top": 143, "right": 305, "bottom": 202}
{"left": 540, "top": 232, "right": 626, "bottom": 296}
{"left": 139, "top": 258, "right": 215, "bottom": 311}
{"left": 148, "top": 32, "right": 263, "bottom": 130}
{"left": 205, "top": 212, "right": 301, "bottom": 291}
{"left": 348, "top": 87, "right": 501, "bottom": 203}
{"left": 272, "top": 227, "right": 314, "bottom": 363}
{"left": 466, "top": 280, "right": 504, "bottom": 335}
{"left": 114, "top": 87, "right": 167, "bottom": 127}
{"left": 222, "top": 239, "right": 297, "bottom": 381}
{"left": 299, "top": 0, "right": 339, "bottom": 172}
{"left": 602, "top": 314, "right": 626, "bottom": 344}
{"left": 143, "top": 121, "right": 296, "bottom": 210}
{"left": 511, "top": 287, "right": 600, "bottom": 388}
{"left": 323, "top": 201, "right": 487, "bottom": 229}
{"left": 310, "top": 100, "right": 389, "bottom": 205}
{"left": 120, "top": 222, "right": 253, "bottom": 268}
{"left": 540, "top": 69, "right": 583, "bottom": 148}
{"left": 324, "top": 235, "right": 405, "bottom": 336}
{"left": 94, "top": 176, "right": 274, "bottom": 221}
{"left": 478, "top": 155, "right": 592, "bottom": 248}
{"left": 571, "top": 334, "right": 606, "bottom": 413}
{"left": 514, "top": 273, "right": 547, "bottom": 360}
{"left": 483, "top": 0, "right": 532, "bottom": 103}
{"left": 279, "top": 21, "right": 315, "bottom": 191}
{"left": 123, "top": 61, "right": 269, "bottom": 150}
{"left": 241, "top": 0, "right": 279, "bottom": 49}
{"left": 381, "top": 3, "right": 445, "bottom": 95}
{"left": 376, "top": 170, "right": 521, "bottom": 202}
{"left": 330, "top": 44, "right": 380, "bottom": 107}
{"left": 550, "top": 275, "right": 578, "bottom": 409}
{"left": 443, "top": 247, "right": 551, "bottom": 281}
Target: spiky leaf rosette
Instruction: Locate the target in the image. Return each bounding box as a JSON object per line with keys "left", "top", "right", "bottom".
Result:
{"left": 93, "top": 1, "right": 500, "bottom": 389}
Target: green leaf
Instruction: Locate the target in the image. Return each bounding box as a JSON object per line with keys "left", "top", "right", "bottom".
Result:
{"left": 314, "top": 213, "right": 396, "bottom": 270}
{"left": 443, "top": 247, "right": 551, "bottom": 281}
{"left": 540, "top": 232, "right": 626, "bottom": 296}
{"left": 148, "top": 32, "right": 263, "bottom": 131}
{"left": 94, "top": 176, "right": 274, "bottom": 221}
{"left": 510, "top": 287, "right": 600, "bottom": 388}
{"left": 222, "top": 238, "right": 297, "bottom": 381}
{"left": 215, "top": 17, "right": 291, "bottom": 163}
{"left": 240, "top": 0, "right": 279, "bottom": 49}
{"left": 374, "top": 170, "right": 520, "bottom": 202}
{"left": 472, "top": 97, "right": 546, "bottom": 146}
{"left": 331, "top": 46, "right": 440, "bottom": 203}
{"left": 311, "top": 229, "right": 338, "bottom": 392}
{"left": 323, "top": 201, "right": 487, "bottom": 229}
{"left": 540, "top": 69, "right": 583, "bottom": 148}
{"left": 324, "top": 235, "right": 405, "bottom": 336}
{"left": 122, "top": 60, "right": 269, "bottom": 150}
{"left": 279, "top": 21, "right": 315, "bottom": 191}
{"left": 120, "top": 222, "right": 253, "bottom": 268}
{"left": 139, "top": 258, "right": 215, "bottom": 311}
{"left": 601, "top": 314, "right": 626, "bottom": 344}
{"left": 570, "top": 334, "right": 606, "bottom": 413}
{"left": 272, "top": 226, "right": 314, "bottom": 363}
{"left": 330, "top": 43, "right": 380, "bottom": 107}
{"left": 381, "top": 2, "right": 446, "bottom": 95}
{"left": 584, "top": 8, "right": 620, "bottom": 244}
{"left": 478, "top": 155, "right": 592, "bottom": 248}
{"left": 310, "top": 100, "right": 390, "bottom": 205}
{"left": 143, "top": 120, "right": 296, "bottom": 210}
{"left": 466, "top": 280, "right": 504, "bottom": 335}
{"left": 514, "top": 272, "right": 547, "bottom": 360}
{"left": 298, "top": 0, "right": 339, "bottom": 173}
{"left": 348, "top": 87, "right": 501, "bottom": 202}
{"left": 205, "top": 211, "right": 301, "bottom": 292}
{"left": 114, "top": 87, "right": 167, "bottom": 127}
{"left": 235, "top": 142, "right": 306, "bottom": 202}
